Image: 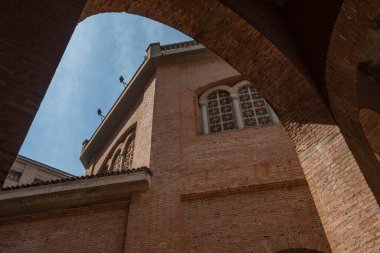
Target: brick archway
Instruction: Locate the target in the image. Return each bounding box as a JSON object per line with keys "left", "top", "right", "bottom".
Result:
{"left": 326, "top": 0, "right": 380, "bottom": 198}
{"left": 359, "top": 108, "right": 380, "bottom": 158}
{"left": 1, "top": 1, "right": 380, "bottom": 251}
{"left": 80, "top": 1, "right": 380, "bottom": 251}
{"left": 277, "top": 250, "right": 324, "bottom": 253}
{"left": 250, "top": 233, "right": 331, "bottom": 253}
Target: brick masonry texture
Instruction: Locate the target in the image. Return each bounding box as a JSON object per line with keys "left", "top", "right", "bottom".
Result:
{"left": 1, "top": 0, "right": 380, "bottom": 252}
{"left": 0, "top": 53, "right": 330, "bottom": 252}
{"left": 182, "top": 187, "right": 325, "bottom": 253}
{"left": 112, "top": 56, "right": 329, "bottom": 252}
{"left": 0, "top": 203, "right": 129, "bottom": 253}
{"left": 88, "top": 77, "right": 156, "bottom": 174}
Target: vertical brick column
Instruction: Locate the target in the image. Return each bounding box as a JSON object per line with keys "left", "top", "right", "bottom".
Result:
{"left": 291, "top": 123, "right": 380, "bottom": 252}
{"left": 324, "top": 1, "right": 380, "bottom": 250}
{"left": 188, "top": 3, "right": 380, "bottom": 251}
{"left": 0, "top": 0, "right": 87, "bottom": 184}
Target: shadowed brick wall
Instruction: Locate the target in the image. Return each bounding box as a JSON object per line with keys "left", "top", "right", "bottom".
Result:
{"left": 0, "top": 203, "right": 129, "bottom": 253}
{"left": 1, "top": 0, "right": 379, "bottom": 251}
{"left": 122, "top": 53, "right": 329, "bottom": 252}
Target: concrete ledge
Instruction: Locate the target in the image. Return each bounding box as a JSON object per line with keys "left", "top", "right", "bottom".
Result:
{"left": 0, "top": 170, "right": 151, "bottom": 219}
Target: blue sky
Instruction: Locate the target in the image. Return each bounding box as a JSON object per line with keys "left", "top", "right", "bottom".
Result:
{"left": 19, "top": 14, "right": 190, "bottom": 176}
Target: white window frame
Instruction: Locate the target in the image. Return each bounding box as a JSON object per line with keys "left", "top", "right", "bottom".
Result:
{"left": 199, "top": 80, "right": 279, "bottom": 135}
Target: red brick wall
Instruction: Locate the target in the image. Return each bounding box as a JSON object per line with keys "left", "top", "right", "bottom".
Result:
{"left": 0, "top": 203, "right": 129, "bottom": 253}
{"left": 182, "top": 186, "right": 324, "bottom": 253}
{"left": 359, "top": 108, "right": 380, "bottom": 158}
{"left": 123, "top": 55, "right": 330, "bottom": 252}
{"left": 88, "top": 77, "right": 156, "bottom": 175}
{"left": 0, "top": 53, "right": 330, "bottom": 253}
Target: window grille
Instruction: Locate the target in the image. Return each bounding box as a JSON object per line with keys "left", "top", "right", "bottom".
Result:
{"left": 239, "top": 85, "right": 271, "bottom": 127}
{"left": 207, "top": 90, "right": 236, "bottom": 133}
{"left": 7, "top": 169, "right": 22, "bottom": 182}
{"left": 33, "top": 177, "right": 45, "bottom": 184}
{"left": 109, "top": 132, "right": 135, "bottom": 172}
{"left": 123, "top": 136, "right": 135, "bottom": 170}
{"left": 112, "top": 152, "right": 122, "bottom": 171}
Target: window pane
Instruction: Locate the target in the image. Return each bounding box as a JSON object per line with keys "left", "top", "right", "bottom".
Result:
{"left": 239, "top": 85, "right": 271, "bottom": 127}
{"left": 7, "top": 169, "right": 23, "bottom": 182}
{"left": 123, "top": 137, "right": 135, "bottom": 170}
{"left": 207, "top": 90, "right": 236, "bottom": 133}
{"left": 112, "top": 152, "right": 122, "bottom": 171}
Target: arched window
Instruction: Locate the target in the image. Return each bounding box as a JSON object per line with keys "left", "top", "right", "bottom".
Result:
{"left": 207, "top": 90, "right": 236, "bottom": 133}
{"left": 199, "top": 81, "right": 277, "bottom": 135}
{"left": 106, "top": 130, "right": 136, "bottom": 172}
{"left": 112, "top": 150, "right": 122, "bottom": 171}
{"left": 238, "top": 85, "right": 272, "bottom": 127}
{"left": 123, "top": 135, "right": 135, "bottom": 170}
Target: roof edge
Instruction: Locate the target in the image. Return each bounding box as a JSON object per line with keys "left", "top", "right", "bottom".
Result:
{"left": 79, "top": 40, "right": 206, "bottom": 169}
{"left": 0, "top": 167, "right": 152, "bottom": 219}
{"left": 17, "top": 155, "right": 74, "bottom": 177}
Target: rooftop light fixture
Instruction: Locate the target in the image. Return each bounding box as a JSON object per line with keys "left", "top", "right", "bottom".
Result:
{"left": 97, "top": 108, "right": 105, "bottom": 121}
{"left": 119, "top": 75, "right": 127, "bottom": 88}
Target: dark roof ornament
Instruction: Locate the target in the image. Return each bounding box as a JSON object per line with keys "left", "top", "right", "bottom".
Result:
{"left": 97, "top": 108, "right": 105, "bottom": 121}
{"left": 119, "top": 75, "right": 127, "bottom": 88}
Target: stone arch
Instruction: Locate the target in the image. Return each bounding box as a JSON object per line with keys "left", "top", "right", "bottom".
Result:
{"left": 194, "top": 75, "right": 242, "bottom": 97}
{"left": 250, "top": 234, "right": 331, "bottom": 253}
{"left": 231, "top": 80, "right": 251, "bottom": 93}
{"left": 199, "top": 85, "right": 233, "bottom": 102}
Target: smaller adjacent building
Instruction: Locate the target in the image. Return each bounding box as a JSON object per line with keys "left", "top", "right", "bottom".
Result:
{"left": 2, "top": 155, "right": 73, "bottom": 188}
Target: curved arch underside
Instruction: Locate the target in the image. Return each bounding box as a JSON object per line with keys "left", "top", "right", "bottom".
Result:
{"left": 250, "top": 233, "right": 331, "bottom": 253}
{"left": 277, "top": 249, "right": 324, "bottom": 253}
{"left": 360, "top": 108, "right": 380, "bottom": 158}
{"left": 0, "top": 0, "right": 380, "bottom": 252}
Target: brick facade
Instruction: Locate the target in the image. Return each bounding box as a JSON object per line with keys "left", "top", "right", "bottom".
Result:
{"left": 0, "top": 46, "right": 330, "bottom": 252}
{"left": 0, "top": 203, "right": 129, "bottom": 253}
{"left": 1, "top": 1, "right": 379, "bottom": 252}
{"left": 122, "top": 51, "right": 328, "bottom": 252}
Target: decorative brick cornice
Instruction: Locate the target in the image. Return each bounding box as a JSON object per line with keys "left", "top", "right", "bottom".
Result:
{"left": 180, "top": 179, "right": 307, "bottom": 201}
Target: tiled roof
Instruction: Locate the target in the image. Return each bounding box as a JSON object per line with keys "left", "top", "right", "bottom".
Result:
{"left": 1, "top": 167, "right": 151, "bottom": 192}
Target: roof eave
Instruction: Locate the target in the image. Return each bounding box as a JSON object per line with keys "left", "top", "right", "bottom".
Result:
{"left": 0, "top": 169, "right": 151, "bottom": 219}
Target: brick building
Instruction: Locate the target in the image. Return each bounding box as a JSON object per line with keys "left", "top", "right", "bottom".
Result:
{"left": 0, "top": 41, "right": 331, "bottom": 252}
{"left": 3, "top": 155, "right": 73, "bottom": 188}
{"left": 1, "top": 1, "right": 380, "bottom": 252}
